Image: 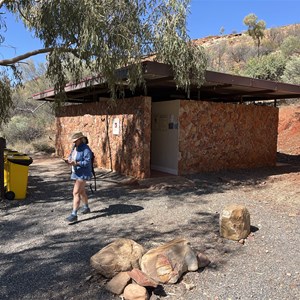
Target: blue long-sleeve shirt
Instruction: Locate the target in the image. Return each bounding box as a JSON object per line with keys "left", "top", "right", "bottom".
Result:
{"left": 69, "top": 143, "right": 93, "bottom": 180}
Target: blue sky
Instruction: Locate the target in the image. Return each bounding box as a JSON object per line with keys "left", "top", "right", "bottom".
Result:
{"left": 0, "top": 0, "right": 299, "bottom": 63}
{"left": 188, "top": 0, "right": 300, "bottom": 38}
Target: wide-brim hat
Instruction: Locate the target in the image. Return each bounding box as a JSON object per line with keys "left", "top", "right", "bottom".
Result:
{"left": 71, "top": 132, "right": 86, "bottom": 143}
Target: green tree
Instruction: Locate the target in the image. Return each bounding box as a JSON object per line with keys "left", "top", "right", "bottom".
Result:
{"left": 266, "top": 27, "right": 285, "bottom": 50}
{"left": 210, "top": 40, "right": 227, "bottom": 72}
{"left": 243, "top": 52, "right": 287, "bottom": 81}
{"left": 0, "top": 60, "right": 55, "bottom": 147}
{"left": 280, "top": 36, "right": 300, "bottom": 58}
{"left": 281, "top": 56, "right": 300, "bottom": 84}
{"left": 243, "top": 13, "right": 266, "bottom": 57}
{"left": 0, "top": 0, "right": 207, "bottom": 126}
{"left": 2, "top": 115, "right": 44, "bottom": 143}
{"left": 229, "top": 44, "right": 252, "bottom": 64}
{"left": 12, "top": 60, "right": 51, "bottom": 111}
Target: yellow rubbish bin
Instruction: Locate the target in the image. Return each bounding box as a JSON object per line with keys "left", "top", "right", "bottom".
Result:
{"left": 4, "top": 153, "right": 33, "bottom": 200}
{"left": 4, "top": 149, "right": 19, "bottom": 187}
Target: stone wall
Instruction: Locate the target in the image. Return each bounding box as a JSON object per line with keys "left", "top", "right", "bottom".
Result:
{"left": 56, "top": 97, "right": 151, "bottom": 178}
{"left": 178, "top": 100, "right": 279, "bottom": 175}
{"left": 55, "top": 97, "right": 279, "bottom": 178}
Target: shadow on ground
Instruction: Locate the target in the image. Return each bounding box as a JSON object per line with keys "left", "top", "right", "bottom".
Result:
{"left": 69, "top": 204, "right": 144, "bottom": 224}
{"left": 2, "top": 151, "right": 299, "bottom": 209}
{"left": 0, "top": 152, "right": 298, "bottom": 299}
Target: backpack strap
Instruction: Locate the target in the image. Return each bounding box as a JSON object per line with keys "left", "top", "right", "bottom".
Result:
{"left": 91, "top": 151, "right": 96, "bottom": 192}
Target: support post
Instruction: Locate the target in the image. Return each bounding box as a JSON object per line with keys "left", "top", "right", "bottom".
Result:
{"left": 0, "top": 137, "right": 6, "bottom": 199}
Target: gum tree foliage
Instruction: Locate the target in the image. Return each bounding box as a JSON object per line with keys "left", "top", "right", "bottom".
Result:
{"left": 243, "top": 52, "right": 287, "bottom": 81}
{"left": 229, "top": 43, "right": 253, "bottom": 64}
{"left": 243, "top": 13, "right": 266, "bottom": 57}
{"left": 205, "top": 27, "right": 227, "bottom": 72}
{"left": 265, "top": 27, "right": 285, "bottom": 50}
{"left": 215, "top": 40, "right": 227, "bottom": 72}
{"left": 2, "top": 115, "right": 45, "bottom": 142}
{"left": 0, "top": 60, "right": 55, "bottom": 144}
{"left": 280, "top": 36, "right": 300, "bottom": 58}
{"left": 205, "top": 40, "right": 227, "bottom": 72}
{"left": 0, "top": 0, "right": 207, "bottom": 126}
{"left": 12, "top": 60, "right": 51, "bottom": 110}
{"left": 281, "top": 56, "right": 300, "bottom": 85}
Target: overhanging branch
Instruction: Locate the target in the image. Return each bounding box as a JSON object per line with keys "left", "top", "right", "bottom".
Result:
{"left": 0, "top": 0, "right": 17, "bottom": 10}
{"left": 15, "top": 101, "right": 48, "bottom": 114}
{"left": 0, "top": 46, "right": 81, "bottom": 66}
{"left": 0, "top": 1, "right": 7, "bottom": 9}
{"left": 0, "top": 48, "right": 53, "bottom": 65}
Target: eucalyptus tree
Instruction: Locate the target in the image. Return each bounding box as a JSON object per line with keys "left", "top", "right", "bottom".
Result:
{"left": 280, "top": 36, "right": 300, "bottom": 58}
{"left": 281, "top": 56, "right": 300, "bottom": 85}
{"left": 0, "top": 0, "right": 207, "bottom": 126}
{"left": 243, "top": 52, "right": 287, "bottom": 81}
{"left": 243, "top": 13, "right": 266, "bottom": 57}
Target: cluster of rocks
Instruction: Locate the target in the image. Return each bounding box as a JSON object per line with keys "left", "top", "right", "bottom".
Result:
{"left": 90, "top": 204, "right": 251, "bottom": 299}
{"left": 90, "top": 237, "right": 211, "bottom": 299}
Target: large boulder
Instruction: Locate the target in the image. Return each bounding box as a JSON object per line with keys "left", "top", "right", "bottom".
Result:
{"left": 140, "top": 237, "right": 198, "bottom": 284}
{"left": 90, "top": 238, "right": 145, "bottom": 278}
{"left": 220, "top": 204, "right": 251, "bottom": 241}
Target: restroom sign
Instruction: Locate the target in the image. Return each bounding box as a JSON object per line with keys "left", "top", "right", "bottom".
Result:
{"left": 112, "top": 117, "right": 120, "bottom": 135}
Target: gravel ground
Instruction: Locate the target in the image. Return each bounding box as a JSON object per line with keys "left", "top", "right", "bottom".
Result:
{"left": 0, "top": 154, "right": 299, "bottom": 300}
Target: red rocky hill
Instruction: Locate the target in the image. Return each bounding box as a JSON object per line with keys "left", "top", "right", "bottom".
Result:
{"left": 278, "top": 103, "right": 300, "bottom": 155}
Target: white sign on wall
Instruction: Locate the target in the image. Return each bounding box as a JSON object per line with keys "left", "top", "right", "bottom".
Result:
{"left": 112, "top": 117, "right": 120, "bottom": 135}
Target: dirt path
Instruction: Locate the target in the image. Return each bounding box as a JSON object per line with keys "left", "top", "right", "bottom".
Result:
{"left": 0, "top": 153, "right": 299, "bottom": 299}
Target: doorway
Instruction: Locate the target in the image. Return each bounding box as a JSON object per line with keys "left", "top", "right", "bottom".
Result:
{"left": 151, "top": 100, "right": 180, "bottom": 175}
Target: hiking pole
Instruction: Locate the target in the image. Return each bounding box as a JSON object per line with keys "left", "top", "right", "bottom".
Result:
{"left": 89, "top": 183, "right": 94, "bottom": 193}
{"left": 93, "top": 169, "right": 96, "bottom": 192}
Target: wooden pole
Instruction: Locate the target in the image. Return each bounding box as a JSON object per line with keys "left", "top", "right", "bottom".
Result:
{"left": 0, "top": 137, "right": 6, "bottom": 199}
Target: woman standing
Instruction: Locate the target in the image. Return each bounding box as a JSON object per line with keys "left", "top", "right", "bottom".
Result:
{"left": 66, "top": 132, "right": 93, "bottom": 222}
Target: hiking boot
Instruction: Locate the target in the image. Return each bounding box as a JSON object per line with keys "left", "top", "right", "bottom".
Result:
{"left": 66, "top": 214, "right": 78, "bottom": 222}
{"left": 81, "top": 207, "right": 91, "bottom": 214}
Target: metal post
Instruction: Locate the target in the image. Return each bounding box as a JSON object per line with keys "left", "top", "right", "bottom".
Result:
{"left": 0, "top": 137, "right": 6, "bottom": 199}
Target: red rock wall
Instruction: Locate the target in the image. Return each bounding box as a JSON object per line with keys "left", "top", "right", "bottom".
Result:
{"left": 178, "top": 100, "right": 279, "bottom": 174}
{"left": 56, "top": 98, "right": 279, "bottom": 178}
{"left": 56, "top": 97, "right": 151, "bottom": 178}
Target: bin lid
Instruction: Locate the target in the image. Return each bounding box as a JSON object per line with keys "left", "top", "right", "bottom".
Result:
{"left": 4, "top": 149, "right": 19, "bottom": 154}
{"left": 7, "top": 154, "right": 33, "bottom": 166}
